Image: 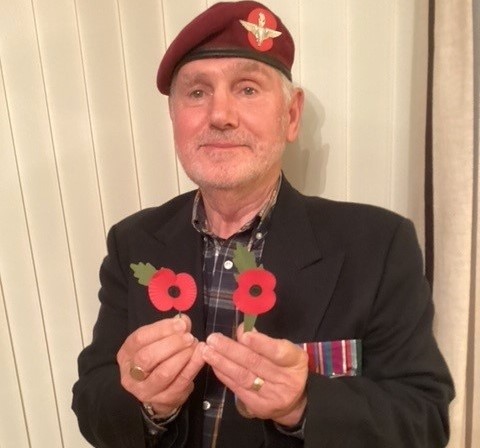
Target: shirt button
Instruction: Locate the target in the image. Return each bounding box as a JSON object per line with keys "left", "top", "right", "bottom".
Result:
{"left": 255, "top": 232, "right": 263, "bottom": 240}
{"left": 223, "top": 260, "right": 233, "bottom": 270}
{"left": 203, "top": 400, "right": 211, "bottom": 410}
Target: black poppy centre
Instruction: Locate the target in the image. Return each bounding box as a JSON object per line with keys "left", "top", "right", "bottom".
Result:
{"left": 168, "top": 285, "right": 181, "bottom": 298}
{"left": 249, "top": 284, "right": 263, "bottom": 298}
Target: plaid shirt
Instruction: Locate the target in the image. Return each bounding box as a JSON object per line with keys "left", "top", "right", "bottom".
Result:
{"left": 191, "top": 182, "right": 279, "bottom": 448}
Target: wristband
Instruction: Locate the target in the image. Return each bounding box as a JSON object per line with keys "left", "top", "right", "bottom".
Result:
{"left": 142, "top": 403, "right": 180, "bottom": 425}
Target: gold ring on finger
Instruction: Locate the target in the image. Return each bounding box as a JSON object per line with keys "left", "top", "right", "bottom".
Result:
{"left": 129, "top": 364, "right": 148, "bottom": 381}
{"left": 251, "top": 376, "right": 265, "bottom": 392}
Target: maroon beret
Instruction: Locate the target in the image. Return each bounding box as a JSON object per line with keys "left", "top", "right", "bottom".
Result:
{"left": 157, "top": 1, "right": 294, "bottom": 95}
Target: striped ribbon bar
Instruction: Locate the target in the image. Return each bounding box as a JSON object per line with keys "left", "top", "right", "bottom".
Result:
{"left": 298, "top": 339, "right": 362, "bottom": 377}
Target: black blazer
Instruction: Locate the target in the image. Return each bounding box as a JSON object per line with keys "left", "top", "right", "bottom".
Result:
{"left": 72, "top": 179, "right": 453, "bottom": 448}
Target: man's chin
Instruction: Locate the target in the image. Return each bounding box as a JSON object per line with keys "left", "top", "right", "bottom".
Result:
{"left": 195, "top": 179, "right": 247, "bottom": 191}
{"left": 188, "top": 171, "right": 255, "bottom": 192}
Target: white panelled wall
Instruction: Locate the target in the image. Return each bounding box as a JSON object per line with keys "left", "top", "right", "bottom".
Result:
{"left": 0, "top": 1, "right": 429, "bottom": 447}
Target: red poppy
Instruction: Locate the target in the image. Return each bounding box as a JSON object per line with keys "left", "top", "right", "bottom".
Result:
{"left": 148, "top": 268, "right": 197, "bottom": 312}
{"left": 233, "top": 268, "right": 276, "bottom": 315}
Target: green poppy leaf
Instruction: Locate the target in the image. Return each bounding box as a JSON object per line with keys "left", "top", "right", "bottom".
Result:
{"left": 130, "top": 262, "right": 157, "bottom": 286}
{"left": 233, "top": 243, "right": 257, "bottom": 273}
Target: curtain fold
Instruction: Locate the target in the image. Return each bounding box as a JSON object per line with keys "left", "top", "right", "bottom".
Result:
{"left": 470, "top": 0, "right": 479, "bottom": 444}
{"left": 430, "top": 0, "right": 477, "bottom": 446}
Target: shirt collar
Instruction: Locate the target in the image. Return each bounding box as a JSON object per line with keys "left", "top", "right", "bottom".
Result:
{"left": 191, "top": 175, "right": 281, "bottom": 244}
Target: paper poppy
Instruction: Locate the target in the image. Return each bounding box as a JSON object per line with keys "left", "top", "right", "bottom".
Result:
{"left": 148, "top": 268, "right": 197, "bottom": 312}
{"left": 233, "top": 268, "right": 276, "bottom": 315}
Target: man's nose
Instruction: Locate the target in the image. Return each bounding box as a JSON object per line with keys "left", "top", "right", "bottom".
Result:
{"left": 208, "top": 90, "right": 239, "bottom": 130}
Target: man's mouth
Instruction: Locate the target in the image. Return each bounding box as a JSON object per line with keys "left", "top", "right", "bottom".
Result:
{"left": 200, "top": 143, "right": 246, "bottom": 150}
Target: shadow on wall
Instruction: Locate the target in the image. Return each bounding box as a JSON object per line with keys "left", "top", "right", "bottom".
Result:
{"left": 405, "top": 0, "right": 430, "bottom": 228}
{"left": 282, "top": 88, "right": 329, "bottom": 198}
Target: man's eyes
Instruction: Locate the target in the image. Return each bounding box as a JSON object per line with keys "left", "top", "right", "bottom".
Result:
{"left": 184, "top": 85, "right": 259, "bottom": 99}
{"left": 242, "top": 86, "right": 257, "bottom": 96}
{"left": 189, "top": 89, "right": 205, "bottom": 99}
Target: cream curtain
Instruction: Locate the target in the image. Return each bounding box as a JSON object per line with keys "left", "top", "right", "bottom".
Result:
{"left": 472, "top": 2, "right": 479, "bottom": 446}
{"left": 431, "top": 0, "right": 478, "bottom": 446}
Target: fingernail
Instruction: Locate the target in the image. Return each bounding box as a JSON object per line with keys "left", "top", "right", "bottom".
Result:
{"left": 183, "top": 333, "right": 194, "bottom": 344}
{"left": 206, "top": 333, "right": 218, "bottom": 346}
{"left": 174, "top": 319, "right": 186, "bottom": 332}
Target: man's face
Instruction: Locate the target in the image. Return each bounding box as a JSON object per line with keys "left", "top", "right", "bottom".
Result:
{"left": 168, "top": 58, "right": 303, "bottom": 192}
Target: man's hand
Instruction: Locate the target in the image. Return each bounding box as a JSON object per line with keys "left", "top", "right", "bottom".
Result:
{"left": 117, "top": 315, "right": 205, "bottom": 418}
{"left": 201, "top": 325, "right": 308, "bottom": 427}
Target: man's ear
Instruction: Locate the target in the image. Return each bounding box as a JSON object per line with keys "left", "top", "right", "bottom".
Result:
{"left": 168, "top": 95, "right": 174, "bottom": 119}
{"left": 286, "top": 88, "right": 305, "bottom": 143}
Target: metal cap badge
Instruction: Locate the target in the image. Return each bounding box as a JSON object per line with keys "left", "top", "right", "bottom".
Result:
{"left": 240, "top": 8, "right": 282, "bottom": 51}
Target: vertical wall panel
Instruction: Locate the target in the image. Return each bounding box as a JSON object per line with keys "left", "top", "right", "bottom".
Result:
{"left": 347, "top": 1, "right": 395, "bottom": 208}
{"left": 0, "top": 170, "right": 63, "bottom": 446}
{"left": 0, "top": 280, "right": 29, "bottom": 448}
{"left": 30, "top": 1, "right": 108, "bottom": 445}
{"left": 0, "top": 67, "right": 30, "bottom": 448}
{"left": 75, "top": 0, "right": 140, "bottom": 229}
{"left": 295, "top": 0, "right": 348, "bottom": 198}
{"left": 118, "top": 0, "right": 179, "bottom": 208}
{"left": 30, "top": 0, "right": 106, "bottom": 348}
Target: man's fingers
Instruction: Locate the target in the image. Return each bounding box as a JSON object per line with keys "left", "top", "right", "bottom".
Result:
{"left": 205, "top": 333, "right": 275, "bottom": 374}
{"left": 238, "top": 329, "right": 306, "bottom": 368}
{"left": 205, "top": 346, "right": 308, "bottom": 424}
{"left": 144, "top": 342, "right": 205, "bottom": 397}
{"left": 147, "top": 343, "right": 206, "bottom": 411}
{"left": 131, "top": 332, "right": 196, "bottom": 373}
{"left": 121, "top": 315, "right": 191, "bottom": 356}
{"left": 168, "top": 342, "right": 206, "bottom": 391}
{"left": 202, "top": 343, "right": 256, "bottom": 391}
{"left": 204, "top": 332, "right": 302, "bottom": 380}
{"left": 144, "top": 345, "right": 195, "bottom": 391}
{"left": 128, "top": 345, "right": 195, "bottom": 404}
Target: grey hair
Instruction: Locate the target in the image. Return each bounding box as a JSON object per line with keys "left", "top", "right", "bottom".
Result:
{"left": 278, "top": 70, "right": 295, "bottom": 104}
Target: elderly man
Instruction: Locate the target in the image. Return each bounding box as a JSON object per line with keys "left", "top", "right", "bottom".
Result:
{"left": 72, "top": 2, "right": 454, "bottom": 447}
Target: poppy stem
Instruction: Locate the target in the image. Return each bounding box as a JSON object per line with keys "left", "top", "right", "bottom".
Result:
{"left": 243, "top": 314, "right": 257, "bottom": 332}
{"left": 177, "top": 311, "right": 182, "bottom": 318}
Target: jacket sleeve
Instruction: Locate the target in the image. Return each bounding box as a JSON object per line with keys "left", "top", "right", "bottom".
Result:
{"left": 71, "top": 224, "right": 188, "bottom": 448}
{"left": 303, "top": 218, "right": 454, "bottom": 447}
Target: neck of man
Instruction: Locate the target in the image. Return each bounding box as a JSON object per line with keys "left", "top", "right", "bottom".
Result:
{"left": 200, "top": 173, "right": 280, "bottom": 240}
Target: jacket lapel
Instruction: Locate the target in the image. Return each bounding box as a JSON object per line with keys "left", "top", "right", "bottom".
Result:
{"left": 258, "top": 180, "right": 345, "bottom": 342}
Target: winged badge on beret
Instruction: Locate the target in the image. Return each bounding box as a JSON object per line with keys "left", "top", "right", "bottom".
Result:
{"left": 239, "top": 12, "right": 282, "bottom": 47}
